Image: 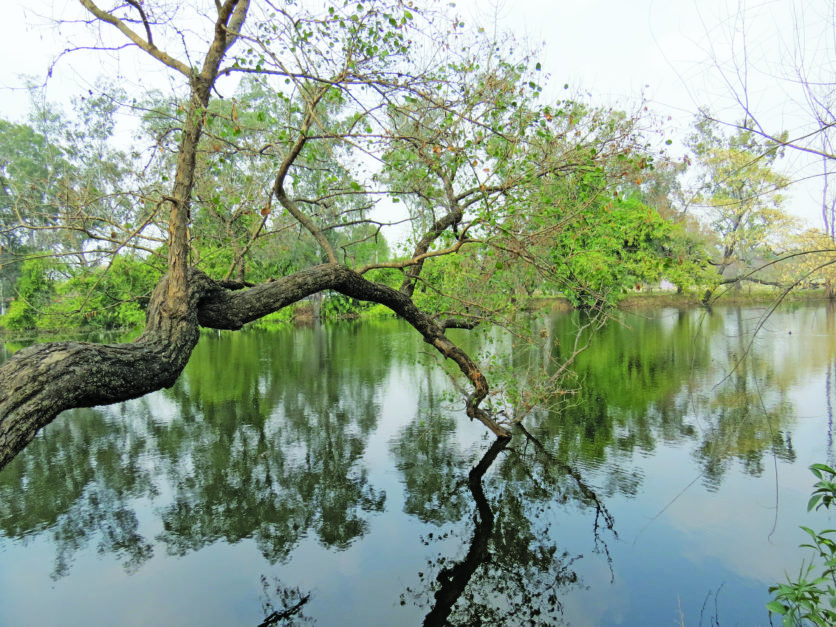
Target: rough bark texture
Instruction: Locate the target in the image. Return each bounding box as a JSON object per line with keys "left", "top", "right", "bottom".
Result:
{"left": 0, "top": 272, "right": 205, "bottom": 470}
{"left": 0, "top": 264, "right": 509, "bottom": 471}
{"left": 166, "top": 1, "right": 240, "bottom": 316}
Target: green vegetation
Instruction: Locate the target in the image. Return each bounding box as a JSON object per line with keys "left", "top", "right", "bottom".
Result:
{"left": 0, "top": 93, "right": 808, "bottom": 334}
{"left": 768, "top": 464, "right": 836, "bottom": 626}
{"left": 1, "top": 0, "right": 831, "bottom": 462}
{"left": 0, "top": 26, "right": 816, "bottom": 336}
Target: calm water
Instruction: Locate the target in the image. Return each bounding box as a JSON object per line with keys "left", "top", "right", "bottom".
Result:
{"left": 1, "top": 304, "right": 835, "bottom": 625}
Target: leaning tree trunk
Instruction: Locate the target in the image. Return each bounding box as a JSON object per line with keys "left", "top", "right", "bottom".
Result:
{"left": 0, "top": 273, "right": 202, "bottom": 470}
{"left": 0, "top": 0, "right": 510, "bottom": 472}
{"left": 0, "top": 264, "right": 509, "bottom": 471}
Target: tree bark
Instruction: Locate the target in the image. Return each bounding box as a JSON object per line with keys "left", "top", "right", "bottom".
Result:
{"left": 0, "top": 272, "right": 203, "bottom": 470}
{"left": 0, "top": 264, "right": 509, "bottom": 471}
{"left": 0, "top": 0, "right": 512, "bottom": 472}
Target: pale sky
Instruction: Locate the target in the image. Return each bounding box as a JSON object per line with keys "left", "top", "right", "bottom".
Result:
{"left": 1, "top": 0, "right": 830, "bottom": 227}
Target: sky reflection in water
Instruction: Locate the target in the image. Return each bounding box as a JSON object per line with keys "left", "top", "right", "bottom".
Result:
{"left": 0, "top": 303, "right": 834, "bottom": 625}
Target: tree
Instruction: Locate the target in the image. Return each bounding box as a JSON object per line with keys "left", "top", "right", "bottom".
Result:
{"left": 0, "top": 118, "right": 70, "bottom": 302}
{"left": 0, "top": 0, "right": 661, "bottom": 469}
{"left": 687, "top": 118, "right": 796, "bottom": 300}
{"left": 704, "top": 2, "right": 836, "bottom": 283}
{"left": 0, "top": 84, "right": 168, "bottom": 329}
{"left": 781, "top": 228, "right": 836, "bottom": 298}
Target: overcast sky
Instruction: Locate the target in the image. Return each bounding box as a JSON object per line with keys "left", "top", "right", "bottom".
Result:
{"left": 1, "top": 0, "right": 830, "bottom": 226}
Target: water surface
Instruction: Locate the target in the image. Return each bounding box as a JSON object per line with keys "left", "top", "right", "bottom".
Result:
{"left": 1, "top": 304, "right": 834, "bottom": 625}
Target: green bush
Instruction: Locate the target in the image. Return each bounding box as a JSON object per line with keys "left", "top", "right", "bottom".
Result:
{"left": 253, "top": 306, "right": 295, "bottom": 327}
{"left": 2, "top": 258, "right": 56, "bottom": 330}
{"left": 2, "top": 255, "right": 161, "bottom": 332}
{"left": 361, "top": 303, "right": 396, "bottom": 319}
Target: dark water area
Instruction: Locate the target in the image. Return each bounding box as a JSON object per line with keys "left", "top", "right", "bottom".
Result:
{"left": 1, "top": 303, "right": 835, "bottom": 625}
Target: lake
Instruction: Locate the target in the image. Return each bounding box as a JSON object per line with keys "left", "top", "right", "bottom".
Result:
{"left": 1, "top": 303, "right": 834, "bottom": 625}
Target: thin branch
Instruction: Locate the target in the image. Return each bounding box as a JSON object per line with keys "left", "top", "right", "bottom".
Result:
{"left": 78, "top": 0, "right": 191, "bottom": 76}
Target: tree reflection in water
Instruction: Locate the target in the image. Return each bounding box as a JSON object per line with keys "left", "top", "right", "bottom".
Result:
{"left": 0, "top": 307, "right": 832, "bottom": 624}
{"left": 0, "top": 326, "right": 390, "bottom": 577}
{"left": 396, "top": 418, "right": 616, "bottom": 626}
{"left": 0, "top": 406, "right": 156, "bottom": 579}
{"left": 422, "top": 437, "right": 510, "bottom": 627}
{"left": 257, "top": 575, "right": 312, "bottom": 626}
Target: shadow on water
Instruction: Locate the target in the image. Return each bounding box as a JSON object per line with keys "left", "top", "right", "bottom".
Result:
{"left": 249, "top": 424, "right": 615, "bottom": 626}
{"left": 422, "top": 437, "right": 509, "bottom": 627}
{"left": 256, "top": 576, "right": 312, "bottom": 626}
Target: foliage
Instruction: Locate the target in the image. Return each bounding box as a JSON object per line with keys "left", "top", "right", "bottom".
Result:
{"left": 321, "top": 292, "right": 364, "bottom": 318}
{"left": 2, "top": 258, "right": 57, "bottom": 330}
{"left": 688, "top": 117, "right": 796, "bottom": 278}
{"left": 0, "top": 85, "right": 167, "bottom": 332}
{"left": 44, "top": 256, "right": 162, "bottom": 330}
{"left": 4, "top": 0, "right": 811, "bottom": 474}
{"left": 780, "top": 229, "right": 836, "bottom": 296}
{"left": 768, "top": 464, "right": 836, "bottom": 626}
{"left": 0, "top": 7, "right": 719, "bottom": 336}
{"left": 543, "top": 194, "right": 710, "bottom": 306}
{"left": 252, "top": 307, "right": 296, "bottom": 327}
{"left": 0, "top": 118, "right": 68, "bottom": 249}
{"left": 141, "top": 74, "right": 392, "bottom": 284}
{"left": 361, "top": 303, "right": 397, "bottom": 319}
{"left": 2, "top": 255, "right": 161, "bottom": 331}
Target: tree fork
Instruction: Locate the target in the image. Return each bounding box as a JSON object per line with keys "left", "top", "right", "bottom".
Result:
{"left": 0, "top": 0, "right": 515, "bottom": 472}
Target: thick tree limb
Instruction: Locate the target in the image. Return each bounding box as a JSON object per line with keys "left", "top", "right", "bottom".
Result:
{"left": 166, "top": 0, "right": 244, "bottom": 318}
{"left": 78, "top": 0, "right": 248, "bottom": 318}
{"left": 0, "top": 264, "right": 509, "bottom": 471}
{"left": 197, "top": 264, "right": 511, "bottom": 438}
{"left": 0, "top": 270, "right": 212, "bottom": 470}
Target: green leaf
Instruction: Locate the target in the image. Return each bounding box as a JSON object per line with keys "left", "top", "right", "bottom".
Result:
{"left": 766, "top": 600, "right": 787, "bottom": 615}
{"left": 811, "top": 463, "right": 836, "bottom": 476}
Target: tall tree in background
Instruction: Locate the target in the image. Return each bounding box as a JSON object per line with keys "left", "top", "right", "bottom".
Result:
{"left": 688, "top": 118, "right": 795, "bottom": 300}
{"left": 0, "top": 0, "right": 662, "bottom": 469}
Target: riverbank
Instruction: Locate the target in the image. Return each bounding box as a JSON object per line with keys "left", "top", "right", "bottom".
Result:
{"left": 523, "top": 286, "right": 831, "bottom": 313}
{"left": 1, "top": 287, "right": 830, "bottom": 340}
{"left": 618, "top": 286, "right": 831, "bottom": 309}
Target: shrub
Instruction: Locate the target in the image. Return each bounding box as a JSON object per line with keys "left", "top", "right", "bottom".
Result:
{"left": 767, "top": 463, "right": 836, "bottom": 626}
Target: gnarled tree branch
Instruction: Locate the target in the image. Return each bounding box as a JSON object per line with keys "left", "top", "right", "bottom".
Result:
{"left": 0, "top": 262, "right": 510, "bottom": 471}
